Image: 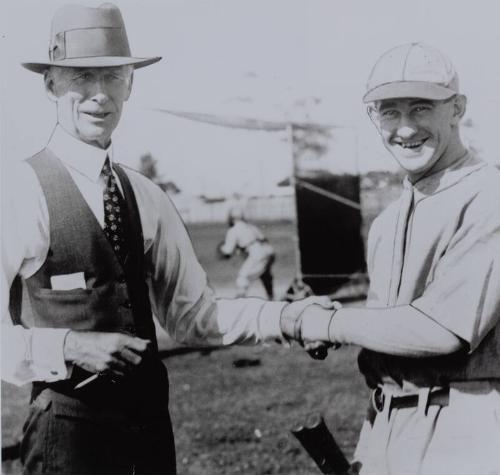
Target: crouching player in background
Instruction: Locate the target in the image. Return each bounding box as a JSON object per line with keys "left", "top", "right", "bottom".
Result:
{"left": 218, "top": 206, "right": 275, "bottom": 299}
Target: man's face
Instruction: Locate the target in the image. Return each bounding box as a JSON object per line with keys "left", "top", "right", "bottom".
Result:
{"left": 45, "top": 66, "right": 133, "bottom": 148}
{"left": 370, "top": 97, "right": 459, "bottom": 179}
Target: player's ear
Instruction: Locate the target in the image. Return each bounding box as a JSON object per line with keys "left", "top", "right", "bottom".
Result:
{"left": 451, "top": 94, "right": 467, "bottom": 125}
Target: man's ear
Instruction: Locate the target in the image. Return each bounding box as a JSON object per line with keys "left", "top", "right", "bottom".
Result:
{"left": 44, "top": 70, "right": 58, "bottom": 102}
{"left": 124, "top": 72, "right": 134, "bottom": 101}
{"left": 452, "top": 94, "right": 467, "bottom": 125}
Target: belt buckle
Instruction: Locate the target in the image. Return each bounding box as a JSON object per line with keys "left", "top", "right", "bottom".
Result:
{"left": 371, "top": 387, "right": 385, "bottom": 413}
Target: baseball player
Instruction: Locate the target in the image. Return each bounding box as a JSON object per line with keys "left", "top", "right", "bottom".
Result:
{"left": 218, "top": 207, "right": 275, "bottom": 299}
{"left": 289, "top": 42, "right": 500, "bottom": 474}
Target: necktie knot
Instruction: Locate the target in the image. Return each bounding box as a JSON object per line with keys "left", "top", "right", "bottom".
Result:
{"left": 101, "top": 156, "right": 113, "bottom": 178}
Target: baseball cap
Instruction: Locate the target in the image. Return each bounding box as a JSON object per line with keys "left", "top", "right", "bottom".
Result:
{"left": 363, "top": 42, "right": 459, "bottom": 103}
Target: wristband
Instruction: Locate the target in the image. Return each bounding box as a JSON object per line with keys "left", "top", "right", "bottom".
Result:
{"left": 279, "top": 303, "right": 315, "bottom": 344}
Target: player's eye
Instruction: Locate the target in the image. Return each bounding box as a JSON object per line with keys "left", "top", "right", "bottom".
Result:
{"left": 413, "top": 105, "right": 432, "bottom": 113}
{"left": 380, "top": 109, "right": 399, "bottom": 119}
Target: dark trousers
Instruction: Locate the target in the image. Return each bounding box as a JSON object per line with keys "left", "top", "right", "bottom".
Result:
{"left": 21, "top": 389, "right": 176, "bottom": 475}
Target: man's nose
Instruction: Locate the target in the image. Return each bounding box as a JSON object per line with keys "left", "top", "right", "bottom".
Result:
{"left": 89, "top": 80, "right": 109, "bottom": 105}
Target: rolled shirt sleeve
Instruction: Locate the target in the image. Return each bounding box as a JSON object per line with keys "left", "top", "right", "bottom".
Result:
{"left": 141, "top": 181, "right": 285, "bottom": 347}
{"left": 411, "top": 203, "right": 500, "bottom": 351}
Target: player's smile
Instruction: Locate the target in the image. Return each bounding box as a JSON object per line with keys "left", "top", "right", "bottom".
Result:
{"left": 393, "top": 138, "right": 429, "bottom": 150}
{"left": 390, "top": 135, "right": 433, "bottom": 158}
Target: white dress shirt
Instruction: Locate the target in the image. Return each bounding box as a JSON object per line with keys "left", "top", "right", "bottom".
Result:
{"left": 1, "top": 126, "right": 285, "bottom": 386}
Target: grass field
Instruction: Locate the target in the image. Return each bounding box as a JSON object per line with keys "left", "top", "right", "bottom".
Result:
{"left": 2, "top": 220, "right": 370, "bottom": 475}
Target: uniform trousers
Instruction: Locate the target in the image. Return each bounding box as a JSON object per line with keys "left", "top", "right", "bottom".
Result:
{"left": 237, "top": 242, "right": 275, "bottom": 288}
{"left": 356, "top": 381, "right": 500, "bottom": 475}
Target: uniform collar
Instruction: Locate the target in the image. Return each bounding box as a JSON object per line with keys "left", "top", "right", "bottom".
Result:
{"left": 403, "top": 151, "right": 486, "bottom": 199}
{"left": 47, "top": 125, "right": 114, "bottom": 183}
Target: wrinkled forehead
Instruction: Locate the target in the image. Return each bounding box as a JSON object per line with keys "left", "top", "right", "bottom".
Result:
{"left": 47, "top": 65, "right": 133, "bottom": 80}
{"left": 374, "top": 97, "right": 435, "bottom": 110}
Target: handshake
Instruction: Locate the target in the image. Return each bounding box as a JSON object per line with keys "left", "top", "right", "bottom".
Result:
{"left": 279, "top": 296, "right": 342, "bottom": 360}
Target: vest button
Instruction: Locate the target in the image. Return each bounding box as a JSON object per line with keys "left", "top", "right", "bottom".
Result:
{"left": 123, "top": 300, "right": 132, "bottom": 309}
{"left": 117, "top": 276, "right": 126, "bottom": 284}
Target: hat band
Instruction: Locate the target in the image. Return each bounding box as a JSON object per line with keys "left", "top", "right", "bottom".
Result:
{"left": 50, "top": 27, "right": 131, "bottom": 62}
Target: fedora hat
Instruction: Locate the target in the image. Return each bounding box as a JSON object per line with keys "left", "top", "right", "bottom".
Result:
{"left": 22, "top": 3, "right": 161, "bottom": 73}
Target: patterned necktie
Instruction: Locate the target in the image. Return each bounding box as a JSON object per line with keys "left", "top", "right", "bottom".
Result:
{"left": 101, "top": 157, "right": 128, "bottom": 265}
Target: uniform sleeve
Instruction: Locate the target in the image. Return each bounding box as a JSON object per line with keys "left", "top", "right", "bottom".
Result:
{"left": 220, "top": 226, "right": 238, "bottom": 256}
{"left": 411, "top": 200, "right": 500, "bottom": 351}
{"left": 1, "top": 162, "right": 71, "bottom": 385}
{"left": 141, "top": 183, "right": 285, "bottom": 346}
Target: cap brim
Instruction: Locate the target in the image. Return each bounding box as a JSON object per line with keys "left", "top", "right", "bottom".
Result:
{"left": 22, "top": 56, "right": 162, "bottom": 74}
{"left": 363, "top": 81, "right": 457, "bottom": 103}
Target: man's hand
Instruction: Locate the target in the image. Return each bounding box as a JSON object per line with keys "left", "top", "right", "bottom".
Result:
{"left": 280, "top": 296, "right": 337, "bottom": 359}
{"left": 64, "top": 330, "right": 150, "bottom": 379}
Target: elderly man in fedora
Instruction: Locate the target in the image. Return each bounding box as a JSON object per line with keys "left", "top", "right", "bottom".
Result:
{"left": 287, "top": 43, "right": 500, "bottom": 474}
{"left": 1, "top": 3, "right": 334, "bottom": 474}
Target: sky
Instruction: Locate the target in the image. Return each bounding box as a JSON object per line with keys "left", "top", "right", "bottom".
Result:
{"left": 2, "top": 0, "right": 500, "bottom": 195}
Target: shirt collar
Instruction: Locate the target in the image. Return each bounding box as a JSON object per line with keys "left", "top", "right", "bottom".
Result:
{"left": 403, "top": 151, "right": 486, "bottom": 199}
{"left": 47, "top": 125, "right": 114, "bottom": 183}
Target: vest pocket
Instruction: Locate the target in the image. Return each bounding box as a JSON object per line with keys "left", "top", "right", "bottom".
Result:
{"left": 34, "top": 288, "right": 93, "bottom": 310}
{"left": 37, "top": 288, "right": 92, "bottom": 297}
{"left": 31, "top": 288, "right": 97, "bottom": 329}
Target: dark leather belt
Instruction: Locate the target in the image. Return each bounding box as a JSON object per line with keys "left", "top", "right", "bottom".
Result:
{"left": 372, "top": 387, "right": 449, "bottom": 413}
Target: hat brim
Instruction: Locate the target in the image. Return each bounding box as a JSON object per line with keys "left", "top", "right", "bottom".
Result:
{"left": 22, "top": 56, "right": 161, "bottom": 74}
{"left": 363, "top": 81, "right": 457, "bottom": 103}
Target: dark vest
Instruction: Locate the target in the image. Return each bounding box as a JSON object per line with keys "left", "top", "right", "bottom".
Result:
{"left": 24, "top": 148, "right": 169, "bottom": 411}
